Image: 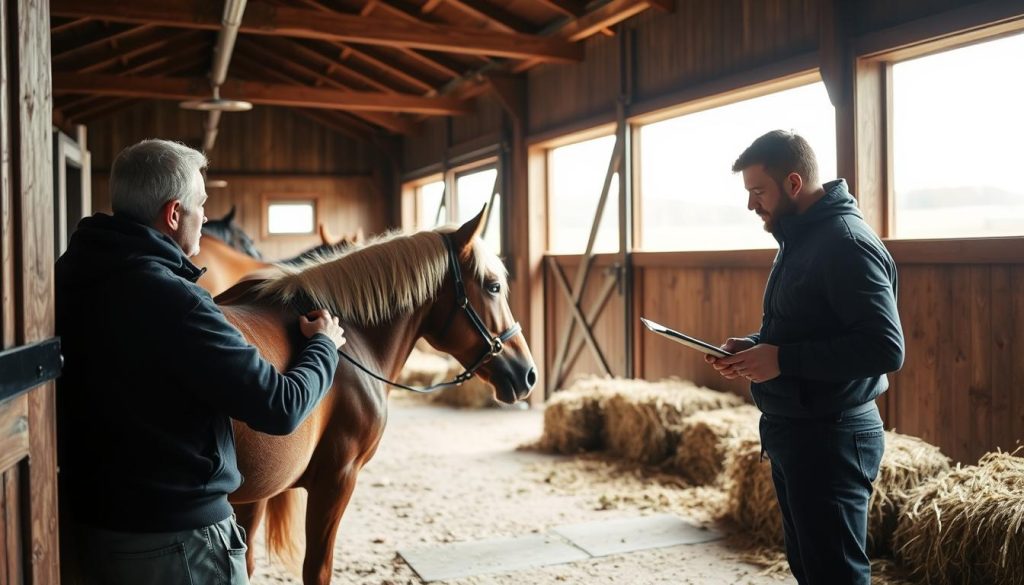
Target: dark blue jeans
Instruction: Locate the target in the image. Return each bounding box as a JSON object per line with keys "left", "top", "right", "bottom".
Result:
{"left": 759, "top": 403, "right": 885, "bottom": 585}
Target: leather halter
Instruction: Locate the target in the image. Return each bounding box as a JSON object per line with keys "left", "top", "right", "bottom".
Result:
{"left": 335, "top": 234, "right": 521, "bottom": 394}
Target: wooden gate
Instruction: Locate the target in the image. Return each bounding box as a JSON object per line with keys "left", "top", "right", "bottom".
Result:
{"left": 0, "top": 0, "right": 60, "bottom": 583}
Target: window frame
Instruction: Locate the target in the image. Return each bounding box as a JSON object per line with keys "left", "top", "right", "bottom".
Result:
{"left": 860, "top": 23, "right": 1024, "bottom": 243}
{"left": 629, "top": 72, "right": 834, "bottom": 253}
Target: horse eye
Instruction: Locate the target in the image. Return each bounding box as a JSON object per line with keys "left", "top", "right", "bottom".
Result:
{"left": 486, "top": 282, "right": 501, "bottom": 295}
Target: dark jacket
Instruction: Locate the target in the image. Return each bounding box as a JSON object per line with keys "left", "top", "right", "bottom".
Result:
{"left": 748, "top": 180, "right": 904, "bottom": 417}
{"left": 55, "top": 213, "right": 339, "bottom": 532}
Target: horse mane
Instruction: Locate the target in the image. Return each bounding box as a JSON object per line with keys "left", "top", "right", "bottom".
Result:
{"left": 254, "top": 228, "right": 507, "bottom": 327}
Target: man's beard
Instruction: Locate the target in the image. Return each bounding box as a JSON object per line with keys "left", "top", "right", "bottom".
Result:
{"left": 762, "top": 195, "right": 797, "bottom": 233}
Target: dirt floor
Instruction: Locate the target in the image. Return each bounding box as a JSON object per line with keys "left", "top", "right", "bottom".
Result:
{"left": 248, "top": 398, "right": 912, "bottom": 585}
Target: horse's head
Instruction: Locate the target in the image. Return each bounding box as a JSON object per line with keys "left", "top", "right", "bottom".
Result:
{"left": 203, "top": 206, "right": 262, "bottom": 259}
{"left": 425, "top": 208, "right": 537, "bottom": 404}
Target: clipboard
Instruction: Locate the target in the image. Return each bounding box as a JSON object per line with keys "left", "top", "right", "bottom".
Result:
{"left": 640, "top": 317, "right": 732, "bottom": 358}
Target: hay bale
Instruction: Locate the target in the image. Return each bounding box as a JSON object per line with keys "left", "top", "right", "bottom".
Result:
{"left": 724, "top": 436, "right": 781, "bottom": 546}
{"left": 602, "top": 378, "right": 745, "bottom": 465}
{"left": 724, "top": 430, "right": 951, "bottom": 551}
{"left": 535, "top": 377, "right": 624, "bottom": 454}
{"left": 673, "top": 405, "right": 761, "bottom": 486}
{"left": 868, "top": 432, "right": 950, "bottom": 555}
{"left": 893, "top": 449, "right": 1024, "bottom": 585}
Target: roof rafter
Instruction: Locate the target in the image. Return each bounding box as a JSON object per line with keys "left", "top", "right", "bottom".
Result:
{"left": 51, "top": 0, "right": 583, "bottom": 62}
{"left": 54, "top": 72, "right": 472, "bottom": 115}
{"left": 54, "top": 24, "right": 157, "bottom": 63}
{"left": 232, "top": 43, "right": 415, "bottom": 133}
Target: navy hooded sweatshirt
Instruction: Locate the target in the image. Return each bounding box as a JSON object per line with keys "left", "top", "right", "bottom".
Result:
{"left": 55, "top": 213, "right": 339, "bottom": 532}
{"left": 748, "top": 180, "right": 905, "bottom": 417}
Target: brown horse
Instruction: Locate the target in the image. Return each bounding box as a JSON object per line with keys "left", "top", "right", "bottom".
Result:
{"left": 193, "top": 225, "right": 362, "bottom": 296}
{"left": 218, "top": 210, "right": 536, "bottom": 585}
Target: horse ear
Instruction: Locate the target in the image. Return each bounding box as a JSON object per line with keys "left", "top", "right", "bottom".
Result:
{"left": 318, "top": 222, "right": 338, "bottom": 246}
{"left": 223, "top": 205, "right": 236, "bottom": 223}
{"left": 452, "top": 204, "right": 488, "bottom": 255}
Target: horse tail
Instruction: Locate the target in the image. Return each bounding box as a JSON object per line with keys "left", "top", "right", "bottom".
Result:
{"left": 265, "top": 489, "right": 302, "bottom": 571}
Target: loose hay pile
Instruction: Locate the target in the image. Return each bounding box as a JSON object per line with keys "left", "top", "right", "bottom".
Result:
{"left": 673, "top": 405, "right": 761, "bottom": 486}
{"left": 893, "top": 449, "right": 1024, "bottom": 585}
{"left": 725, "top": 430, "right": 951, "bottom": 551}
{"left": 602, "top": 378, "right": 745, "bottom": 465}
{"left": 535, "top": 377, "right": 623, "bottom": 454}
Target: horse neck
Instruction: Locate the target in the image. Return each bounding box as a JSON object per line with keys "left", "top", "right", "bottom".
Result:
{"left": 351, "top": 302, "right": 432, "bottom": 385}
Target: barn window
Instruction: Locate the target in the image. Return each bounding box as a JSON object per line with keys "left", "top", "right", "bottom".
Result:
{"left": 455, "top": 166, "right": 501, "bottom": 254}
{"left": 635, "top": 82, "right": 837, "bottom": 251}
{"left": 266, "top": 200, "right": 316, "bottom": 235}
{"left": 547, "top": 134, "right": 620, "bottom": 254}
{"left": 890, "top": 32, "right": 1024, "bottom": 239}
{"left": 415, "top": 179, "right": 446, "bottom": 230}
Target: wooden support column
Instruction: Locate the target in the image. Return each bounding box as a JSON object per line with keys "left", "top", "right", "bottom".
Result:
{"left": 823, "top": 0, "right": 889, "bottom": 236}
{"left": 489, "top": 73, "right": 547, "bottom": 404}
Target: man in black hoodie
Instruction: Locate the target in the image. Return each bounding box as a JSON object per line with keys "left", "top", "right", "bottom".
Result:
{"left": 706, "top": 131, "right": 904, "bottom": 585}
{"left": 56, "top": 139, "right": 346, "bottom": 585}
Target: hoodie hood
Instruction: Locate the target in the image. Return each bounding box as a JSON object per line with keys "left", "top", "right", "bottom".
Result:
{"left": 774, "top": 179, "right": 863, "bottom": 242}
{"left": 56, "top": 213, "right": 204, "bottom": 289}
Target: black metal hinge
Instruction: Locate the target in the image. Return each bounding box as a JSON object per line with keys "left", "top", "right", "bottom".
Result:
{"left": 0, "top": 338, "right": 62, "bottom": 403}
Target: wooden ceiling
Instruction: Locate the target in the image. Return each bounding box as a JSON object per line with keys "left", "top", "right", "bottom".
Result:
{"left": 51, "top": 0, "right": 671, "bottom": 144}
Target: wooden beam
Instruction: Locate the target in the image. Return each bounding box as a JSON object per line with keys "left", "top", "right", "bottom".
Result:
{"left": 51, "top": 17, "right": 92, "bottom": 36}
{"left": 229, "top": 59, "right": 390, "bottom": 143}
{"left": 511, "top": 0, "right": 665, "bottom": 73}
{"left": 50, "top": 0, "right": 583, "bottom": 62}
{"left": 53, "top": 24, "right": 156, "bottom": 63}
{"left": 556, "top": 0, "right": 656, "bottom": 42}
{"left": 264, "top": 37, "right": 398, "bottom": 93}
{"left": 61, "top": 52, "right": 211, "bottom": 122}
{"left": 54, "top": 72, "right": 471, "bottom": 115}
{"left": 397, "top": 47, "right": 463, "bottom": 79}
{"left": 348, "top": 0, "right": 478, "bottom": 78}
{"left": 232, "top": 44, "right": 416, "bottom": 133}
{"left": 421, "top": 0, "right": 445, "bottom": 14}
{"left": 332, "top": 42, "right": 436, "bottom": 93}
{"left": 77, "top": 29, "right": 207, "bottom": 74}
{"left": 535, "top": 0, "right": 584, "bottom": 17}
{"left": 443, "top": 0, "right": 535, "bottom": 33}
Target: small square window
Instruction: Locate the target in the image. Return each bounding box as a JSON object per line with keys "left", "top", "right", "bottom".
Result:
{"left": 267, "top": 201, "right": 315, "bottom": 235}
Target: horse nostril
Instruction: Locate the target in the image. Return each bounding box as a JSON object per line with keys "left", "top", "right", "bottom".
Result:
{"left": 524, "top": 367, "right": 537, "bottom": 389}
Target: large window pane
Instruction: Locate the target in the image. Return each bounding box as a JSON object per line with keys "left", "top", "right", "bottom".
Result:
{"left": 456, "top": 168, "right": 501, "bottom": 254}
{"left": 638, "top": 82, "right": 837, "bottom": 251}
{"left": 892, "top": 33, "right": 1024, "bottom": 239}
{"left": 416, "top": 180, "right": 445, "bottom": 230}
{"left": 548, "top": 135, "right": 620, "bottom": 254}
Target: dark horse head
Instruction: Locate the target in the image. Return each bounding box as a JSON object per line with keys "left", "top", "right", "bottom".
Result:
{"left": 202, "top": 206, "right": 262, "bottom": 259}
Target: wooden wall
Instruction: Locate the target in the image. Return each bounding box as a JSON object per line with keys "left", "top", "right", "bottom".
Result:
{"left": 84, "top": 100, "right": 389, "bottom": 260}
{"left": 396, "top": 0, "right": 1024, "bottom": 463}
{"left": 546, "top": 249, "right": 1024, "bottom": 465}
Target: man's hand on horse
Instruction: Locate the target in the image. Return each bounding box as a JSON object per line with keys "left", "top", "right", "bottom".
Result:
{"left": 705, "top": 339, "right": 780, "bottom": 383}
{"left": 301, "top": 309, "right": 347, "bottom": 350}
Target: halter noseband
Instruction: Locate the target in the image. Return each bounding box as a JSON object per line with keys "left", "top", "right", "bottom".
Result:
{"left": 335, "top": 233, "right": 521, "bottom": 393}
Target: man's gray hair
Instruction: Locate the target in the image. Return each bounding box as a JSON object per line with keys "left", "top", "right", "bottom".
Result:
{"left": 110, "top": 139, "right": 208, "bottom": 224}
